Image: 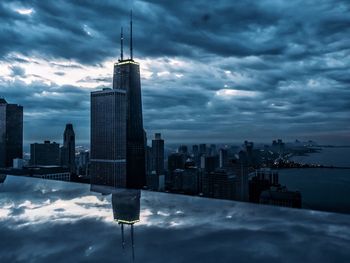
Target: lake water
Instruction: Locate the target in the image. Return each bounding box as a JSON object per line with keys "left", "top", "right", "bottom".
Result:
{"left": 279, "top": 147, "right": 350, "bottom": 214}
{"left": 290, "top": 147, "right": 350, "bottom": 167}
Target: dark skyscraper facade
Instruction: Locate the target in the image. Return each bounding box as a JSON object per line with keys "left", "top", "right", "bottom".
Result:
{"left": 90, "top": 88, "right": 127, "bottom": 187}
{"left": 112, "top": 59, "right": 146, "bottom": 188}
{"left": 61, "top": 124, "right": 76, "bottom": 173}
{"left": 0, "top": 98, "right": 23, "bottom": 168}
{"left": 152, "top": 133, "right": 164, "bottom": 176}
{"left": 112, "top": 16, "right": 146, "bottom": 189}
{"left": 30, "top": 141, "right": 60, "bottom": 166}
{"left": 91, "top": 14, "right": 145, "bottom": 189}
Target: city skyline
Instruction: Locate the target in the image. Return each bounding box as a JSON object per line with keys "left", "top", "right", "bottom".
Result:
{"left": 1, "top": 1, "right": 350, "bottom": 145}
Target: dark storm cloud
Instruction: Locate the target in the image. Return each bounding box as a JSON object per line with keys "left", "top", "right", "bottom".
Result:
{"left": 0, "top": 0, "right": 347, "bottom": 62}
{"left": 0, "top": 0, "right": 350, "bottom": 143}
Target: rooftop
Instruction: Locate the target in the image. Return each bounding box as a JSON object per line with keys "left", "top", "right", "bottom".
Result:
{"left": 0, "top": 175, "right": 349, "bottom": 262}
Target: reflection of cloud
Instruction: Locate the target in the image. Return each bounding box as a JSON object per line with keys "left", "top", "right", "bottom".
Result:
{"left": 1, "top": 176, "right": 350, "bottom": 262}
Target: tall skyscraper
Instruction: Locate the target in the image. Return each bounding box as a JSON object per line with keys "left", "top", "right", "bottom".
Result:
{"left": 113, "top": 14, "right": 145, "bottom": 189}
{"left": 0, "top": 98, "right": 23, "bottom": 168}
{"left": 90, "top": 88, "right": 127, "bottom": 187}
{"left": 152, "top": 133, "right": 164, "bottom": 176}
{"left": 90, "top": 13, "right": 145, "bottom": 189}
{"left": 147, "top": 133, "right": 164, "bottom": 190}
{"left": 61, "top": 124, "right": 76, "bottom": 173}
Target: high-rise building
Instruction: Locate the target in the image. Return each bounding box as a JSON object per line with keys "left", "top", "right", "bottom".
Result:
{"left": 148, "top": 133, "right": 164, "bottom": 190}
{"left": 90, "top": 88, "right": 127, "bottom": 188}
{"left": 236, "top": 151, "right": 251, "bottom": 201}
{"left": 200, "top": 155, "right": 219, "bottom": 173}
{"left": 91, "top": 14, "right": 145, "bottom": 189}
{"left": 145, "top": 145, "right": 153, "bottom": 175}
{"left": 199, "top": 144, "right": 207, "bottom": 156}
{"left": 178, "top": 145, "right": 188, "bottom": 155}
{"left": 168, "top": 153, "right": 185, "bottom": 172}
{"left": 0, "top": 98, "right": 23, "bottom": 168}
{"left": 202, "top": 169, "right": 239, "bottom": 200}
{"left": 192, "top": 145, "right": 199, "bottom": 156}
{"left": 209, "top": 144, "right": 217, "bottom": 156}
{"left": 219, "top": 148, "right": 228, "bottom": 168}
{"left": 260, "top": 186, "right": 302, "bottom": 208}
{"left": 113, "top": 22, "right": 145, "bottom": 189}
{"left": 152, "top": 133, "right": 164, "bottom": 176}
{"left": 77, "top": 150, "right": 89, "bottom": 176}
{"left": 249, "top": 168, "right": 279, "bottom": 203}
{"left": 166, "top": 152, "right": 185, "bottom": 190}
{"left": 192, "top": 144, "right": 200, "bottom": 166}
{"left": 30, "top": 140, "right": 60, "bottom": 166}
{"left": 61, "top": 124, "right": 76, "bottom": 173}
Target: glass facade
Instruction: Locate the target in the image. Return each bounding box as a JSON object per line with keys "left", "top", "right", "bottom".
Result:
{"left": 113, "top": 60, "right": 146, "bottom": 189}
{"left": 0, "top": 99, "right": 23, "bottom": 168}
{"left": 90, "top": 89, "right": 127, "bottom": 187}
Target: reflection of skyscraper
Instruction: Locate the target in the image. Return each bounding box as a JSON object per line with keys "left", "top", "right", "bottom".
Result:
{"left": 91, "top": 14, "right": 145, "bottom": 189}
{"left": 112, "top": 189, "right": 141, "bottom": 224}
{"left": 61, "top": 124, "right": 76, "bottom": 173}
{"left": 0, "top": 98, "right": 23, "bottom": 168}
{"left": 112, "top": 189, "right": 141, "bottom": 262}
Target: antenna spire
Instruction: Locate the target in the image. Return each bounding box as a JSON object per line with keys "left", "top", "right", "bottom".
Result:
{"left": 120, "top": 27, "right": 124, "bottom": 61}
{"left": 130, "top": 10, "right": 133, "bottom": 60}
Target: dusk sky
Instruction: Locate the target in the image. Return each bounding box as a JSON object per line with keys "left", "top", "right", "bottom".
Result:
{"left": 1, "top": 0, "right": 349, "bottom": 145}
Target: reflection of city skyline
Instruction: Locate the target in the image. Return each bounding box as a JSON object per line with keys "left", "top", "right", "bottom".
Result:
{"left": 0, "top": 175, "right": 350, "bottom": 262}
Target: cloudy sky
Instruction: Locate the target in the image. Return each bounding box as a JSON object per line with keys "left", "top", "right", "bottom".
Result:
{"left": 1, "top": 0, "right": 350, "bottom": 146}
